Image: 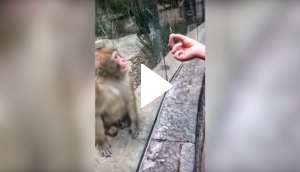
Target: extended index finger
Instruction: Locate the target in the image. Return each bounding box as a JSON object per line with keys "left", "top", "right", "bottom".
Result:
{"left": 169, "top": 34, "right": 188, "bottom": 49}
{"left": 168, "top": 34, "right": 175, "bottom": 49}
{"left": 171, "top": 34, "right": 187, "bottom": 42}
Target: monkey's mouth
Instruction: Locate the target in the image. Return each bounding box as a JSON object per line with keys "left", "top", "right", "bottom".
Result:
{"left": 119, "top": 64, "right": 127, "bottom": 71}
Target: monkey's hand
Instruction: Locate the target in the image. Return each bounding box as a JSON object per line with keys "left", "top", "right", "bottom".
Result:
{"left": 130, "top": 124, "right": 139, "bottom": 139}
{"left": 99, "top": 142, "right": 112, "bottom": 157}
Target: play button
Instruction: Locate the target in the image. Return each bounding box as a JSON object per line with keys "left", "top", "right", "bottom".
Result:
{"left": 141, "top": 64, "right": 173, "bottom": 108}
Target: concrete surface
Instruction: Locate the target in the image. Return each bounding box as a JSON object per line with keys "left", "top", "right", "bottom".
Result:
{"left": 95, "top": 23, "right": 205, "bottom": 172}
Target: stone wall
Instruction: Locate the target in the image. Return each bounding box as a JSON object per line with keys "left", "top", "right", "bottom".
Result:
{"left": 138, "top": 26, "right": 206, "bottom": 172}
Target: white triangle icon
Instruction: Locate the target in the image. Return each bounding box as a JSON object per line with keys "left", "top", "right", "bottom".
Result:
{"left": 141, "top": 64, "right": 173, "bottom": 108}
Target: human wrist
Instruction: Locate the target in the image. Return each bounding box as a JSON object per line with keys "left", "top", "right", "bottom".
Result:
{"left": 196, "top": 43, "right": 205, "bottom": 60}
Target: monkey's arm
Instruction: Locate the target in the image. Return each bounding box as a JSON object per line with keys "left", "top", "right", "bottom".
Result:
{"left": 126, "top": 88, "right": 139, "bottom": 139}
{"left": 95, "top": 115, "right": 106, "bottom": 144}
{"left": 95, "top": 83, "right": 114, "bottom": 115}
{"left": 127, "top": 93, "right": 138, "bottom": 122}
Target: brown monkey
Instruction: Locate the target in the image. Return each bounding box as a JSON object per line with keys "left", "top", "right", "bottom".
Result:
{"left": 95, "top": 47, "right": 139, "bottom": 157}
{"left": 95, "top": 59, "right": 119, "bottom": 137}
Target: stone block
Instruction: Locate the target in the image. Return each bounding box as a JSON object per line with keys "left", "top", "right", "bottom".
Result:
{"left": 152, "top": 103, "right": 198, "bottom": 143}
{"left": 140, "top": 141, "right": 181, "bottom": 172}
{"left": 179, "top": 143, "right": 196, "bottom": 172}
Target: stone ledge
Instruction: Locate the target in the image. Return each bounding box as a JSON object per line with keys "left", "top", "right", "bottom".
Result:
{"left": 195, "top": 76, "right": 205, "bottom": 172}
{"left": 140, "top": 140, "right": 195, "bottom": 172}
{"left": 138, "top": 23, "right": 205, "bottom": 172}
{"left": 153, "top": 59, "right": 205, "bottom": 143}
{"left": 164, "top": 59, "right": 205, "bottom": 106}
{"left": 152, "top": 103, "right": 198, "bottom": 142}
{"left": 139, "top": 61, "right": 205, "bottom": 172}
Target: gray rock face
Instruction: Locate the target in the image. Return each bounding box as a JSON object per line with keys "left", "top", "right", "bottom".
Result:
{"left": 95, "top": 34, "right": 140, "bottom": 61}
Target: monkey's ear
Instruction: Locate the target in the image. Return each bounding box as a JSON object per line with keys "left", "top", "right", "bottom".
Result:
{"left": 96, "top": 62, "right": 102, "bottom": 68}
{"left": 95, "top": 56, "right": 102, "bottom": 68}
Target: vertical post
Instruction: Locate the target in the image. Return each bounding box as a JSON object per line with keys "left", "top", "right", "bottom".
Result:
{"left": 147, "top": 0, "right": 160, "bottom": 27}
{"left": 192, "top": 0, "right": 197, "bottom": 19}
{"left": 147, "top": 0, "right": 163, "bottom": 58}
{"left": 201, "top": 0, "right": 205, "bottom": 22}
{"left": 183, "top": 0, "right": 195, "bottom": 25}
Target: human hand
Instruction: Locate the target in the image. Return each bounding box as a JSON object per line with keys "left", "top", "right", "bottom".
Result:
{"left": 168, "top": 34, "right": 205, "bottom": 61}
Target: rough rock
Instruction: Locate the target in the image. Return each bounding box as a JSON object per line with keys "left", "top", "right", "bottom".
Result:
{"left": 96, "top": 34, "right": 140, "bottom": 61}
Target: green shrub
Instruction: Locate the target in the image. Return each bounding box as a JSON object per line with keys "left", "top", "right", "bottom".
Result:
{"left": 96, "top": 0, "right": 187, "bottom": 67}
{"left": 95, "top": 0, "right": 135, "bottom": 38}
{"left": 109, "top": 0, "right": 131, "bottom": 14}
{"left": 133, "top": 0, "right": 187, "bottom": 67}
{"left": 137, "top": 20, "right": 187, "bottom": 67}
{"left": 95, "top": 17, "right": 117, "bottom": 38}
{"left": 132, "top": 1, "right": 154, "bottom": 35}
{"left": 95, "top": 3, "right": 118, "bottom": 38}
{"left": 96, "top": 0, "right": 131, "bottom": 15}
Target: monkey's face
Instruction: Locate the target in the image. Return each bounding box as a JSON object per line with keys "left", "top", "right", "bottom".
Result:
{"left": 95, "top": 48, "right": 128, "bottom": 79}
{"left": 111, "top": 51, "right": 127, "bottom": 72}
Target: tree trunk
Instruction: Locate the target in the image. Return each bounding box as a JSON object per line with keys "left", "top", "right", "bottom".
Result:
{"left": 147, "top": 0, "right": 164, "bottom": 62}
{"left": 146, "top": 0, "right": 160, "bottom": 27}
{"left": 192, "top": 0, "right": 196, "bottom": 18}
{"left": 201, "top": 0, "right": 205, "bottom": 22}
{"left": 183, "top": 0, "right": 195, "bottom": 25}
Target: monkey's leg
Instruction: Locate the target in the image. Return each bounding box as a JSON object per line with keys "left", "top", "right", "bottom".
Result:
{"left": 95, "top": 117, "right": 112, "bottom": 157}
{"left": 127, "top": 94, "right": 140, "bottom": 139}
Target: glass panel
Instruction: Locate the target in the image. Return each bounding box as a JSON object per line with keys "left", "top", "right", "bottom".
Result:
{"left": 95, "top": 0, "right": 205, "bottom": 171}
